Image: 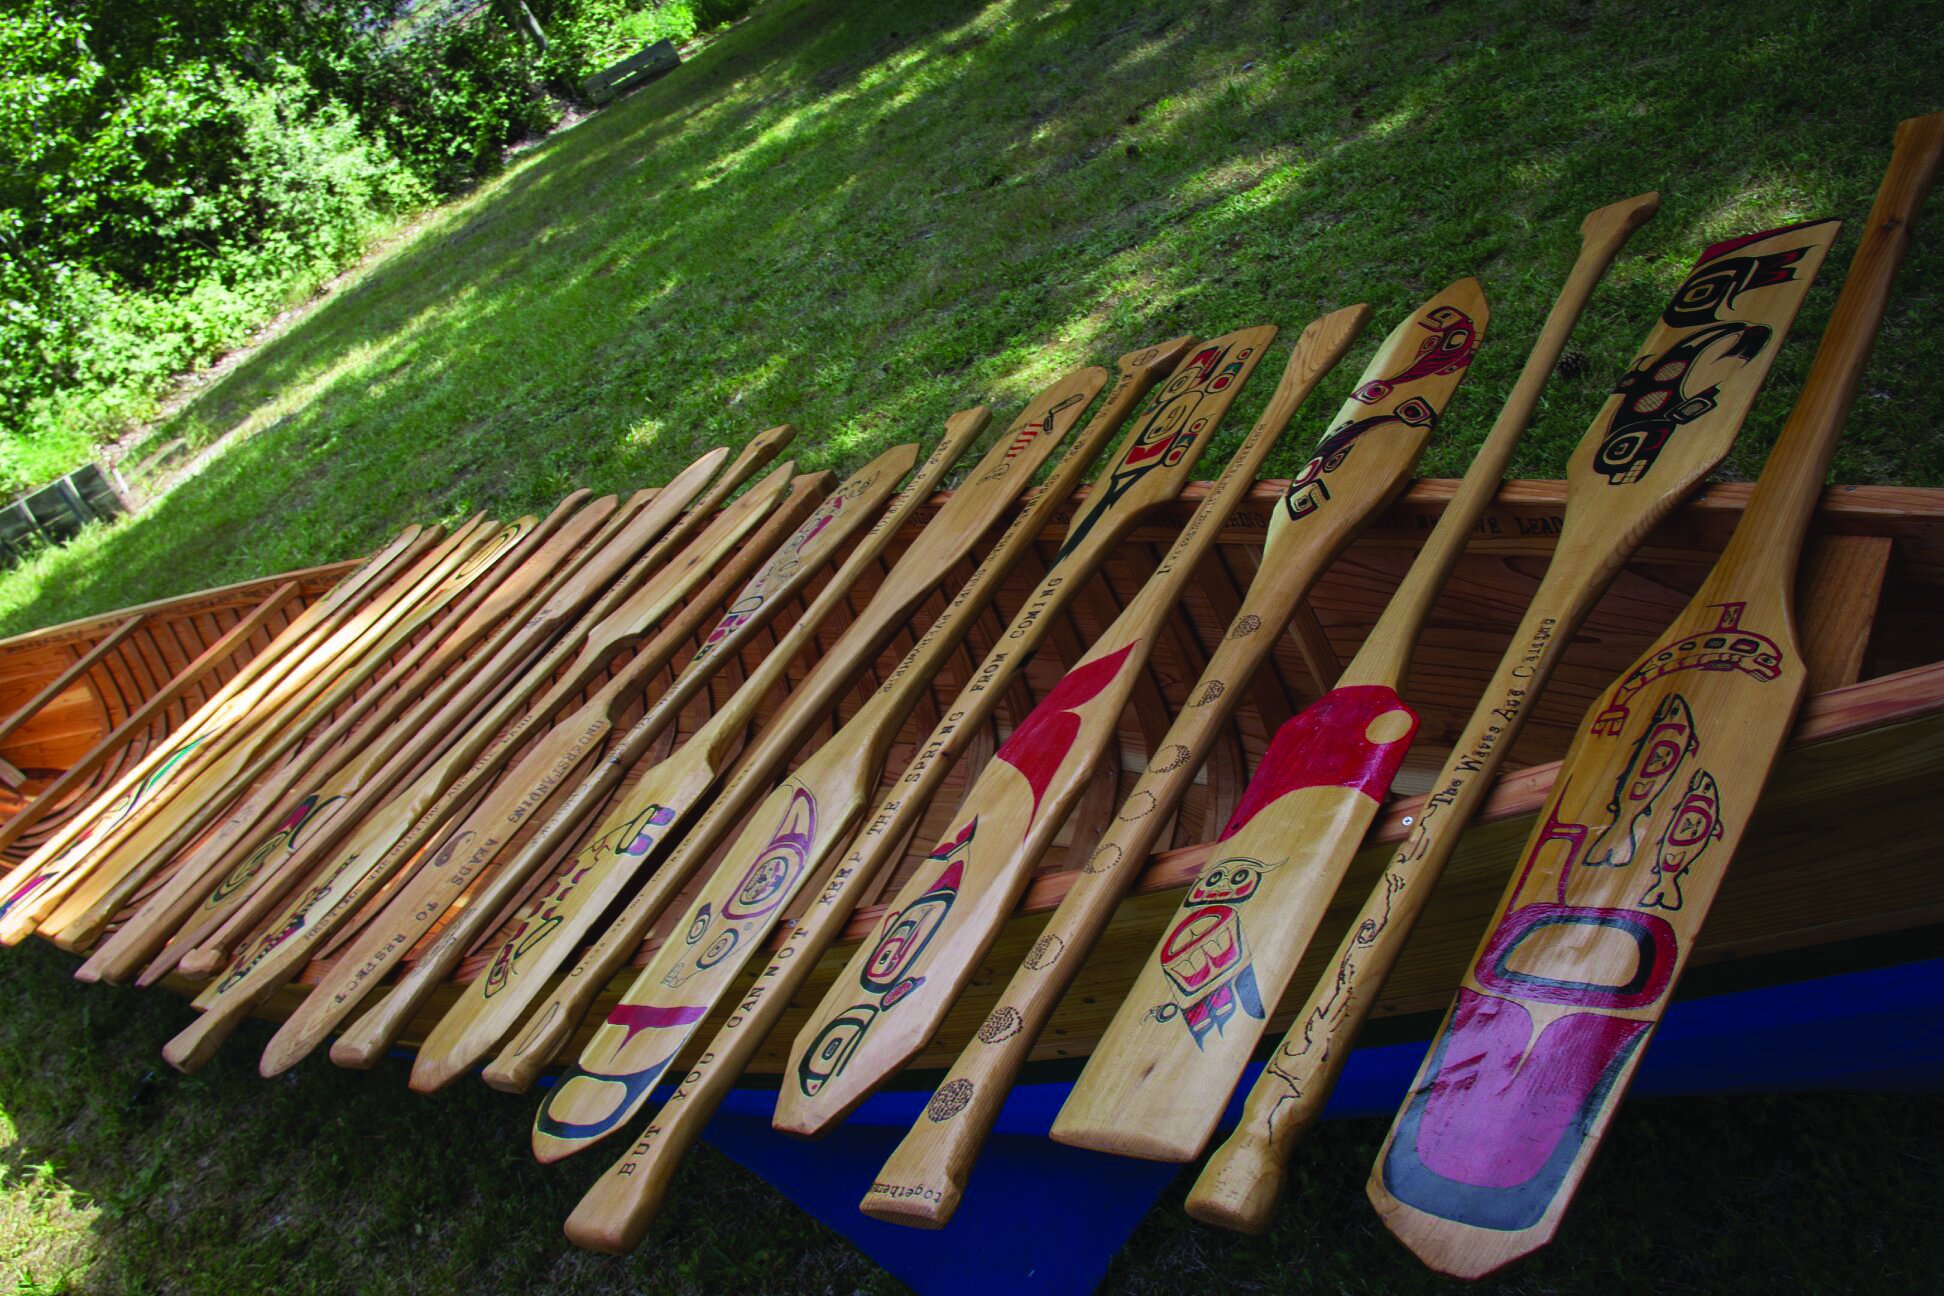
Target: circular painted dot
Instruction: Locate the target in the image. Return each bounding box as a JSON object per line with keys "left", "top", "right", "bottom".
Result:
{"left": 1365, "top": 709, "right": 1414, "bottom": 744}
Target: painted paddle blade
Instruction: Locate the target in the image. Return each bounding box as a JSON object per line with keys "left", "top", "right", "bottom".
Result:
{"left": 551, "top": 337, "right": 1231, "bottom": 1253}
{"left": 857, "top": 283, "right": 1512, "bottom": 1227}
{"left": 532, "top": 335, "right": 1264, "bottom": 1170}
{"left": 251, "top": 460, "right": 802, "bottom": 1076}
{"left": 402, "top": 448, "right": 923, "bottom": 1090}
{"left": 770, "top": 303, "right": 1376, "bottom": 1142}
{"left": 1374, "top": 115, "right": 1939, "bottom": 1282}
{"left": 1176, "top": 213, "right": 1841, "bottom": 1242}
{"left": 524, "top": 372, "right": 1123, "bottom": 1161}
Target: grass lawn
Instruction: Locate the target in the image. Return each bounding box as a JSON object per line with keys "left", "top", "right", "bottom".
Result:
{"left": 3, "top": 0, "right": 1944, "bottom": 1290}
{"left": 3, "top": 0, "right": 1943, "bottom": 634}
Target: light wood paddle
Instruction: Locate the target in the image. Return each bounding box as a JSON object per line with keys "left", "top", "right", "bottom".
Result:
{"left": 480, "top": 392, "right": 1082, "bottom": 1097}
{"left": 1056, "top": 207, "right": 1666, "bottom": 1167}
{"left": 160, "top": 439, "right": 767, "bottom": 982}
{"left": 0, "top": 583, "right": 304, "bottom": 860}
{"left": 76, "top": 492, "right": 617, "bottom": 983}
{"left": 1185, "top": 214, "right": 1860, "bottom": 1243}
{"left": 158, "top": 455, "right": 797, "bottom": 1071}
{"left": 256, "top": 468, "right": 836, "bottom": 1074}
{"left": 44, "top": 505, "right": 567, "bottom": 951}
{"left": 110, "top": 494, "right": 642, "bottom": 988}
{"left": 376, "top": 440, "right": 937, "bottom": 1086}
{"left": 1366, "top": 112, "right": 1939, "bottom": 1282}
{"left": 769, "top": 301, "right": 1380, "bottom": 1141}
{"left": 46, "top": 433, "right": 777, "bottom": 949}
{"left": 421, "top": 340, "right": 1195, "bottom": 1103}
{"left": 0, "top": 519, "right": 490, "bottom": 941}
{"left": 536, "top": 334, "right": 1261, "bottom": 1168}
{"left": 865, "top": 208, "right": 1656, "bottom": 1224}
{"left": 0, "top": 524, "right": 434, "bottom": 904}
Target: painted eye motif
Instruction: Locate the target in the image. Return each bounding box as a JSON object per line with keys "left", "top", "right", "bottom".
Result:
{"left": 1653, "top": 359, "right": 1689, "bottom": 382}
{"left": 1632, "top": 390, "right": 1671, "bottom": 414}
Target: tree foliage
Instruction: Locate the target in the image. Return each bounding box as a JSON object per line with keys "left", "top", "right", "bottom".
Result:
{"left": 0, "top": 1, "right": 749, "bottom": 494}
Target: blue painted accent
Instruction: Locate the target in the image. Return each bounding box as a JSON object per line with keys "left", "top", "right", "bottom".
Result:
{"left": 517, "top": 958, "right": 1944, "bottom": 1294}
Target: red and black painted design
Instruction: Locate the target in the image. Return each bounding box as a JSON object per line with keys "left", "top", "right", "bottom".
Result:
{"left": 1592, "top": 604, "right": 1784, "bottom": 734}
{"left": 1146, "top": 686, "right": 1417, "bottom": 1049}
{"left": 1055, "top": 341, "right": 1256, "bottom": 560}
{"left": 1594, "top": 321, "right": 1774, "bottom": 485}
{"left": 1352, "top": 306, "right": 1479, "bottom": 403}
{"left": 795, "top": 822, "right": 973, "bottom": 1097}
{"left": 991, "top": 643, "right": 1136, "bottom": 824}
{"left": 1640, "top": 770, "right": 1723, "bottom": 911}
{"left": 1584, "top": 693, "right": 1697, "bottom": 870}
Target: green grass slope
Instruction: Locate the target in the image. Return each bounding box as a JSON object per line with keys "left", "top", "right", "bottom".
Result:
{"left": 3, "top": 0, "right": 1941, "bottom": 634}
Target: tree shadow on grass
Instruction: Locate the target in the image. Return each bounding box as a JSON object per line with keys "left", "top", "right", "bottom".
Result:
{"left": 3, "top": 0, "right": 1940, "bottom": 633}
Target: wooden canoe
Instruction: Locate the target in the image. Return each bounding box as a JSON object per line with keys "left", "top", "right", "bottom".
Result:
{"left": 1, "top": 477, "right": 1939, "bottom": 1078}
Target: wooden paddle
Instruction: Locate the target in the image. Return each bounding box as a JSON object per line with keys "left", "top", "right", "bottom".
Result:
{"left": 863, "top": 211, "right": 1655, "bottom": 1223}
{"left": 1056, "top": 211, "right": 1668, "bottom": 1169}
{"left": 1186, "top": 216, "right": 1861, "bottom": 1245}
{"left": 1366, "top": 113, "right": 1939, "bottom": 1282}
{"left": 44, "top": 505, "right": 568, "bottom": 951}
{"left": 0, "top": 524, "right": 434, "bottom": 906}
{"left": 43, "top": 434, "right": 775, "bottom": 950}
{"left": 159, "top": 439, "right": 766, "bottom": 982}
{"left": 378, "top": 440, "right": 936, "bottom": 1087}
{"left": 255, "top": 467, "right": 835, "bottom": 1074}
{"left": 535, "top": 335, "right": 1262, "bottom": 1167}
{"left": 108, "top": 495, "right": 641, "bottom": 988}
{"left": 479, "top": 392, "right": 1083, "bottom": 1097}
{"left": 0, "top": 583, "right": 305, "bottom": 861}
{"left": 768, "top": 301, "right": 1381, "bottom": 1142}
{"left": 420, "top": 340, "right": 1194, "bottom": 1104}
{"left": 158, "top": 457, "right": 799, "bottom": 1072}
{"left": 75, "top": 493, "right": 618, "bottom": 984}
{"left": 0, "top": 518, "right": 491, "bottom": 941}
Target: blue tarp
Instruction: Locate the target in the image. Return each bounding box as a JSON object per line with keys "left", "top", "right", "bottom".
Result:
{"left": 684, "top": 957, "right": 1944, "bottom": 1294}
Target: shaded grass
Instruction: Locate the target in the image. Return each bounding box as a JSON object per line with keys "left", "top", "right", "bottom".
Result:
{"left": 3, "top": 938, "right": 1941, "bottom": 1293}
{"left": 3, "top": 0, "right": 1942, "bottom": 634}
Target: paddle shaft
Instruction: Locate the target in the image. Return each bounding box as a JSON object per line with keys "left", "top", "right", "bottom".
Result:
{"left": 770, "top": 302, "right": 1388, "bottom": 1141}
{"left": 1368, "top": 112, "right": 1938, "bottom": 1280}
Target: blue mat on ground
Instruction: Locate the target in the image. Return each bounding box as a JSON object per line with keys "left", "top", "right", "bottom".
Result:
{"left": 684, "top": 957, "right": 1944, "bottom": 1295}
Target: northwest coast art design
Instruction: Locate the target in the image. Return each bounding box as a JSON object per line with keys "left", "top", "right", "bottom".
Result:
{"left": 480, "top": 801, "right": 677, "bottom": 999}
{"left": 1053, "top": 340, "right": 1255, "bottom": 561}
{"left": 1591, "top": 602, "right": 1785, "bottom": 733}
{"left": 1584, "top": 693, "right": 1698, "bottom": 870}
{"left": 1281, "top": 305, "right": 1476, "bottom": 524}
{"left": 1590, "top": 226, "right": 1827, "bottom": 486}
{"left": 1146, "top": 854, "right": 1286, "bottom": 1048}
{"left": 794, "top": 822, "right": 972, "bottom": 1098}
{"left": 1350, "top": 305, "right": 1479, "bottom": 403}
{"left": 1139, "top": 685, "right": 1418, "bottom": 1049}
{"left": 207, "top": 788, "right": 353, "bottom": 907}
{"left": 662, "top": 788, "right": 816, "bottom": 988}
{"left": 1380, "top": 688, "right": 1735, "bottom": 1227}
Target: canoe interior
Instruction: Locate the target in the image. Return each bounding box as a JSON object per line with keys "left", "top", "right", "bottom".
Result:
{"left": 0, "top": 561, "right": 361, "bottom": 860}
{"left": 4, "top": 479, "right": 1942, "bottom": 1078}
